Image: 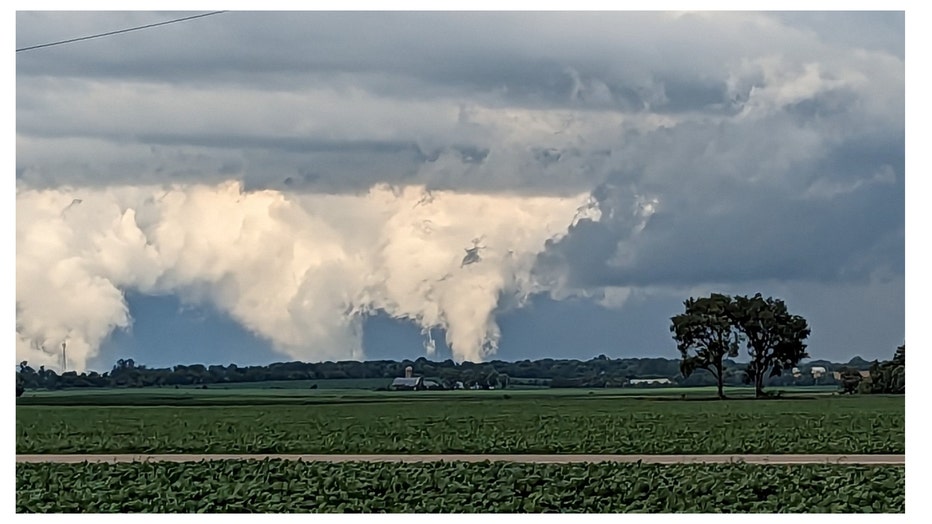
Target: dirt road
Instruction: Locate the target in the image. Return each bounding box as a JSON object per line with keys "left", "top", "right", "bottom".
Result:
{"left": 15, "top": 454, "right": 905, "bottom": 465}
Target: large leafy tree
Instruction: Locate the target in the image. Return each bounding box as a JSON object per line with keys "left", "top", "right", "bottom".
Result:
{"left": 732, "top": 294, "right": 810, "bottom": 398}
{"left": 671, "top": 293, "right": 741, "bottom": 399}
{"left": 837, "top": 367, "right": 864, "bottom": 394}
{"left": 869, "top": 344, "right": 905, "bottom": 394}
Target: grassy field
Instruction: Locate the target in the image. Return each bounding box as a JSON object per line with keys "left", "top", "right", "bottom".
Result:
{"left": 16, "top": 394, "right": 904, "bottom": 455}
{"left": 16, "top": 384, "right": 840, "bottom": 406}
{"left": 16, "top": 461, "right": 905, "bottom": 513}
{"left": 218, "top": 378, "right": 394, "bottom": 390}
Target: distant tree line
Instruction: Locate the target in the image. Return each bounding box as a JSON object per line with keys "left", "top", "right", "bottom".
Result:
{"left": 15, "top": 352, "right": 869, "bottom": 395}
{"left": 869, "top": 344, "right": 905, "bottom": 393}
{"left": 835, "top": 344, "right": 904, "bottom": 395}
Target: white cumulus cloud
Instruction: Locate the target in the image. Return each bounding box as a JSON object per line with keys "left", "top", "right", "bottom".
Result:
{"left": 16, "top": 182, "right": 595, "bottom": 371}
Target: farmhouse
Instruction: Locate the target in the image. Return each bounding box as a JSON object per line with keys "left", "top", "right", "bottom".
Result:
{"left": 391, "top": 377, "right": 424, "bottom": 390}
{"left": 793, "top": 366, "right": 833, "bottom": 379}
{"left": 628, "top": 378, "right": 673, "bottom": 385}
{"left": 832, "top": 370, "right": 872, "bottom": 381}
{"left": 390, "top": 366, "right": 442, "bottom": 391}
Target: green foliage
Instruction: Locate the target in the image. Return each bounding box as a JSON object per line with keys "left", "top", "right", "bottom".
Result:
{"left": 17, "top": 356, "right": 689, "bottom": 391}
{"left": 16, "top": 461, "right": 905, "bottom": 513}
{"left": 731, "top": 294, "right": 810, "bottom": 397}
{"left": 838, "top": 368, "right": 863, "bottom": 395}
{"left": 671, "top": 293, "right": 740, "bottom": 399}
{"left": 18, "top": 352, "right": 868, "bottom": 393}
{"left": 670, "top": 293, "right": 811, "bottom": 398}
{"left": 16, "top": 396, "right": 904, "bottom": 455}
{"left": 869, "top": 345, "right": 905, "bottom": 394}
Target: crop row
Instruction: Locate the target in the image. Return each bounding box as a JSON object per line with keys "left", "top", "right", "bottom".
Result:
{"left": 16, "top": 460, "right": 905, "bottom": 513}
{"left": 16, "top": 397, "right": 905, "bottom": 454}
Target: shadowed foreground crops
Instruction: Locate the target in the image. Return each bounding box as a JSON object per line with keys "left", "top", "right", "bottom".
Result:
{"left": 16, "top": 461, "right": 905, "bottom": 513}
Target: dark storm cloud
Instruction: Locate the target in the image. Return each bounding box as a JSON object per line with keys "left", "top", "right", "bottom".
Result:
{"left": 16, "top": 12, "right": 598, "bottom": 104}
{"left": 533, "top": 42, "right": 904, "bottom": 291}
{"left": 537, "top": 113, "right": 903, "bottom": 289}
{"left": 18, "top": 11, "right": 901, "bottom": 110}
{"left": 17, "top": 11, "right": 904, "bottom": 190}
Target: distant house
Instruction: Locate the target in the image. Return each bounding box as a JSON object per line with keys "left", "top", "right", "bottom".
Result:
{"left": 810, "top": 366, "right": 827, "bottom": 378}
{"left": 391, "top": 377, "right": 424, "bottom": 390}
{"left": 628, "top": 378, "right": 673, "bottom": 386}
{"left": 390, "top": 377, "right": 444, "bottom": 391}
{"left": 832, "top": 370, "right": 872, "bottom": 381}
{"left": 391, "top": 364, "right": 446, "bottom": 391}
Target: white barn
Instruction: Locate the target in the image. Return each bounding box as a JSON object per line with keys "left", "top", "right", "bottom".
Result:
{"left": 629, "top": 378, "right": 673, "bottom": 385}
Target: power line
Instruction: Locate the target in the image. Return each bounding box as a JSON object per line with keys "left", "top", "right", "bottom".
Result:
{"left": 16, "top": 11, "right": 227, "bottom": 53}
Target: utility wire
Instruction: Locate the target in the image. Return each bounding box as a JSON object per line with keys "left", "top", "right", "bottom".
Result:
{"left": 16, "top": 11, "right": 227, "bottom": 53}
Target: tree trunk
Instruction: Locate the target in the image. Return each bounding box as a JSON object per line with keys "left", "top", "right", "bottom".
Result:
{"left": 755, "top": 372, "right": 765, "bottom": 398}
{"left": 715, "top": 361, "right": 725, "bottom": 400}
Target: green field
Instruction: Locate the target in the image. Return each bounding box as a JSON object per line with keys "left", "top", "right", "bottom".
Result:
{"left": 218, "top": 378, "right": 395, "bottom": 390}
{"left": 16, "top": 384, "right": 840, "bottom": 406}
{"left": 15, "top": 387, "right": 905, "bottom": 513}
{"left": 16, "top": 393, "right": 904, "bottom": 454}
{"left": 16, "top": 460, "right": 905, "bottom": 513}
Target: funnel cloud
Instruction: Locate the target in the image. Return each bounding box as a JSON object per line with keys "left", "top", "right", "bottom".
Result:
{"left": 16, "top": 182, "right": 597, "bottom": 371}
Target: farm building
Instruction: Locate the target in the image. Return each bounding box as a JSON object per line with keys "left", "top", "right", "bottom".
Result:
{"left": 832, "top": 370, "right": 872, "bottom": 381}
{"left": 391, "top": 366, "right": 421, "bottom": 390}
{"left": 793, "top": 366, "right": 832, "bottom": 378}
{"left": 390, "top": 366, "right": 443, "bottom": 391}
{"left": 628, "top": 378, "right": 673, "bottom": 385}
{"left": 391, "top": 377, "right": 424, "bottom": 390}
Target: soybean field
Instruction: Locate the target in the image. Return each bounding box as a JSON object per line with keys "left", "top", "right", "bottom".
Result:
{"left": 16, "top": 460, "right": 905, "bottom": 513}
{"left": 17, "top": 392, "right": 904, "bottom": 455}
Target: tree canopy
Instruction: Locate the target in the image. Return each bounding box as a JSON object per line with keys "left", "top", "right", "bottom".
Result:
{"left": 869, "top": 344, "right": 905, "bottom": 394}
{"left": 672, "top": 293, "right": 810, "bottom": 398}
{"left": 731, "top": 293, "right": 810, "bottom": 398}
{"left": 671, "top": 293, "right": 740, "bottom": 399}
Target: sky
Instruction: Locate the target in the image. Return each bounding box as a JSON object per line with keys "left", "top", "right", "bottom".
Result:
{"left": 12, "top": 9, "right": 907, "bottom": 372}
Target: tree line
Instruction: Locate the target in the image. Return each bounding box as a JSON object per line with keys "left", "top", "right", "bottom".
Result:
{"left": 836, "top": 344, "right": 905, "bottom": 394}
{"left": 14, "top": 356, "right": 689, "bottom": 392}
{"left": 16, "top": 351, "right": 869, "bottom": 396}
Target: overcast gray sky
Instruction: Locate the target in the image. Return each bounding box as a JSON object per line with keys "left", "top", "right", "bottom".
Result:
{"left": 14, "top": 11, "right": 905, "bottom": 371}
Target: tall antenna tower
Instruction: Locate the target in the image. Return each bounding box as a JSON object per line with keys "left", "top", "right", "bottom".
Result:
{"left": 61, "top": 341, "right": 67, "bottom": 373}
